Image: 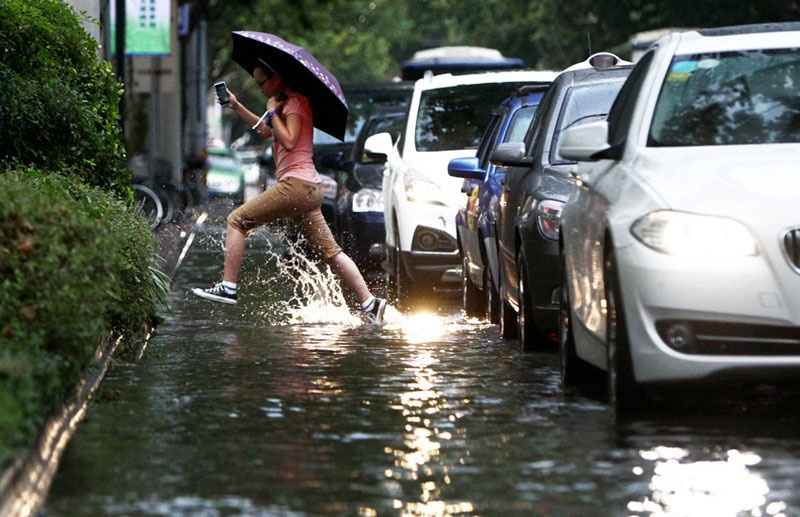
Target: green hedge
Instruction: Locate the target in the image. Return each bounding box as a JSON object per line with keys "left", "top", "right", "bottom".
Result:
{"left": 0, "top": 169, "right": 168, "bottom": 465}
{"left": 0, "top": 0, "right": 127, "bottom": 194}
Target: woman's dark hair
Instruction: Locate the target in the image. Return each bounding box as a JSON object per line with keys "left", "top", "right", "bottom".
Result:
{"left": 255, "top": 58, "right": 276, "bottom": 78}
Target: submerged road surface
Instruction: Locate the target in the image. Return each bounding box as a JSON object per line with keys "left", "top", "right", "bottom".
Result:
{"left": 42, "top": 213, "right": 800, "bottom": 516}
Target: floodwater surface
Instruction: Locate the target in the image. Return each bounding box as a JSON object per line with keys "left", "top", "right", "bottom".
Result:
{"left": 42, "top": 216, "right": 800, "bottom": 516}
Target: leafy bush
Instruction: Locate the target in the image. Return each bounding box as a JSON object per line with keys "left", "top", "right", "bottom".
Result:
{"left": 0, "top": 169, "right": 166, "bottom": 465}
{"left": 0, "top": 0, "right": 127, "bottom": 194}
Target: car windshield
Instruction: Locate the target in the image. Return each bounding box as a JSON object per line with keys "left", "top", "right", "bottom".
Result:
{"left": 415, "top": 82, "right": 531, "bottom": 151}
{"left": 650, "top": 48, "right": 800, "bottom": 146}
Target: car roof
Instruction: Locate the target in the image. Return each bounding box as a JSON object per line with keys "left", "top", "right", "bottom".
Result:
{"left": 663, "top": 22, "right": 800, "bottom": 54}
{"left": 401, "top": 46, "right": 526, "bottom": 80}
{"left": 413, "top": 69, "right": 557, "bottom": 90}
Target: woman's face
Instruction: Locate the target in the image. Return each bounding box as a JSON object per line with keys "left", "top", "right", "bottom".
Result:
{"left": 253, "top": 67, "right": 284, "bottom": 97}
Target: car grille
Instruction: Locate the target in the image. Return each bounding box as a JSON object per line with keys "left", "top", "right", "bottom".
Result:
{"left": 656, "top": 320, "right": 800, "bottom": 356}
{"left": 785, "top": 228, "right": 800, "bottom": 270}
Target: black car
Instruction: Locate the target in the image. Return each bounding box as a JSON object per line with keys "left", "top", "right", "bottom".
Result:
{"left": 492, "top": 55, "right": 633, "bottom": 349}
{"left": 314, "top": 83, "right": 414, "bottom": 226}
{"left": 329, "top": 105, "right": 408, "bottom": 270}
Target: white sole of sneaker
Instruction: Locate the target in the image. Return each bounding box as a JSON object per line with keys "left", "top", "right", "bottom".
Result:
{"left": 190, "top": 288, "right": 237, "bottom": 305}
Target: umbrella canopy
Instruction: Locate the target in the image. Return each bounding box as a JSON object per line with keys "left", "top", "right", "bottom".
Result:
{"left": 231, "top": 31, "right": 348, "bottom": 141}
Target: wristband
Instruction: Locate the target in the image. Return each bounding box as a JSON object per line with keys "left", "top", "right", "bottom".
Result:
{"left": 266, "top": 110, "right": 279, "bottom": 128}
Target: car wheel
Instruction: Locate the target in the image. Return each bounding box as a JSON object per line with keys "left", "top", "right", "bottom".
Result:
{"left": 560, "top": 255, "right": 590, "bottom": 387}
{"left": 518, "top": 251, "right": 546, "bottom": 350}
{"left": 604, "top": 248, "right": 647, "bottom": 416}
{"left": 462, "top": 255, "right": 484, "bottom": 318}
{"left": 499, "top": 274, "right": 518, "bottom": 340}
{"left": 485, "top": 265, "right": 500, "bottom": 324}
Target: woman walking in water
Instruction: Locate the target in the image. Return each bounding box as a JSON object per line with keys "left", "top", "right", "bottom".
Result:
{"left": 191, "top": 60, "right": 387, "bottom": 324}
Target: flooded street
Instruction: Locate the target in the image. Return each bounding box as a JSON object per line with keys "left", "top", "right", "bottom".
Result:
{"left": 42, "top": 211, "right": 800, "bottom": 516}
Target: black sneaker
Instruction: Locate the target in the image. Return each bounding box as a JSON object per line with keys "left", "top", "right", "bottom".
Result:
{"left": 363, "top": 297, "right": 387, "bottom": 325}
{"left": 191, "top": 283, "right": 237, "bottom": 304}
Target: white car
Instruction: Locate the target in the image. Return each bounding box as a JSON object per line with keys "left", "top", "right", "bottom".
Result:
{"left": 557, "top": 23, "right": 800, "bottom": 414}
{"left": 367, "top": 70, "right": 556, "bottom": 305}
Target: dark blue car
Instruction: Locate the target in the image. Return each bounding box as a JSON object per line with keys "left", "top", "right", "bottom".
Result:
{"left": 330, "top": 105, "right": 408, "bottom": 270}
{"left": 447, "top": 84, "right": 552, "bottom": 321}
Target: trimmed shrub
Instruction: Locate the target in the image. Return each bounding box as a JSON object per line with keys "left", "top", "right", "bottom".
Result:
{"left": 0, "top": 169, "right": 166, "bottom": 465}
{"left": 0, "top": 0, "right": 127, "bottom": 194}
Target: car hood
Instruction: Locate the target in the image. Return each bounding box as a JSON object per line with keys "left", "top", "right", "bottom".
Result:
{"left": 406, "top": 149, "right": 475, "bottom": 207}
{"left": 633, "top": 145, "right": 800, "bottom": 217}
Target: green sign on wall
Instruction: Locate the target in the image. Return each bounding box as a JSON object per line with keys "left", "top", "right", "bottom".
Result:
{"left": 110, "top": 0, "right": 171, "bottom": 56}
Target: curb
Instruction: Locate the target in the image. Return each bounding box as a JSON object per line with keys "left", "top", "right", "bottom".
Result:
{"left": 0, "top": 334, "right": 122, "bottom": 517}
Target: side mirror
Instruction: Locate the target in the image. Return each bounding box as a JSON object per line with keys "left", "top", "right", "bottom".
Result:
{"left": 490, "top": 141, "right": 527, "bottom": 166}
{"left": 447, "top": 156, "right": 484, "bottom": 180}
{"left": 557, "top": 120, "right": 611, "bottom": 162}
{"left": 364, "top": 132, "right": 393, "bottom": 163}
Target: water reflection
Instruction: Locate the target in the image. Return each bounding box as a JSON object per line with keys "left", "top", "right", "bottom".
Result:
{"left": 380, "top": 317, "right": 477, "bottom": 516}
{"left": 629, "top": 446, "right": 789, "bottom": 516}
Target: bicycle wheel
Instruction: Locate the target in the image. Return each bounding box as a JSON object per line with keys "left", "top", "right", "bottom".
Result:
{"left": 133, "top": 184, "right": 163, "bottom": 230}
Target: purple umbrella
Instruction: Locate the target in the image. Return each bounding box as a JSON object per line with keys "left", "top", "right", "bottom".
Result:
{"left": 231, "top": 31, "right": 348, "bottom": 141}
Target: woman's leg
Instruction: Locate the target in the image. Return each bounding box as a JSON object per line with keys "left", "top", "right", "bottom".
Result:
{"left": 223, "top": 224, "right": 246, "bottom": 283}
{"left": 327, "top": 251, "right": 371, "bottom": 305}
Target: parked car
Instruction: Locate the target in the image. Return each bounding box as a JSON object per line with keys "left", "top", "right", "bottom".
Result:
{"left": 401, "top": 46, "right": 525, "bottom": 80}
{"left": 330, "top": 105, "right": 408, "bottom": 270}
{"left": 204, "top": 145, "right": 245, "bottom": 205}
{"left": 557, "top": 23, "right": 800, "bottom": 414}
{"left": 491, "top": 55, "right": 632, "bottom": 348}
{"left": 314, "top": 83, "right": 415, "bottom": 225}
{"left": 369, "top": 70, "right": 556, "bottom": 306}
{"left": 447, "top": 84, "right": 550, "bottom": 322}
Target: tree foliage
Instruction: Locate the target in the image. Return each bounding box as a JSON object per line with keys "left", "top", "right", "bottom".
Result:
{"left": 193, "top": 0, "right": 800, "bottom": 89}
{"left": 0, "top": 0, "right": 128, "bottom": 194}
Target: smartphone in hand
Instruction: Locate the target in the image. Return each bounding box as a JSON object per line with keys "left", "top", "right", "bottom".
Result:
{"left": 214, "top": 82, "right": 230, "bottom": 105}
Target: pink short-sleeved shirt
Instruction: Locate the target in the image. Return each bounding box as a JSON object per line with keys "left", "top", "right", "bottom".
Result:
{"left": 273, "top": 93, "right": 320, "bottom": 184}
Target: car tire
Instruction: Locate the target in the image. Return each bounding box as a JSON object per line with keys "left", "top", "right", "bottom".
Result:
{"left": 462, "top": 255, "right": 484, "bottom": 318}
{"left": 499, "top": 290, "right": 518, "bottom": 340}
{"left": 485, "top": 264, "right": 500, "bottom": 324}
{"left": 518, "top": 251, "right": 545, "bottom": 350}
{"left": 560, "top": 255, "right": 591, "bottom": 387}
{"left": 604, "top": 248, "right": 647, "bottom": 416}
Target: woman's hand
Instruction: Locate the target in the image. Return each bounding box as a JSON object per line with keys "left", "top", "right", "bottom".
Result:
{"left": 266, "top": 93, "right": 286, "bottom": 112}
{"left": 225, "top": 88, "right": 240, "bottom": 109}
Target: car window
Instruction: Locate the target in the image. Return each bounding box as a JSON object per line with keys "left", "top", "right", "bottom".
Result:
{"left": 606, "top": 57, "right": 652, "bottom": 149}
{"left": 344, "top": 87, "right": 413, "bottom": 143}
{"left": 360, "top": 113, "right": 405, "bottom": 161}
{"left": 415, "top": 82, "right": 531, "bottom": 152}
{"left": 504, "top": 104, "right": 538, "bottom": 144}
{"left": 524, "top": 83, "right": 559, "bottom": 157}
{"left": 476, "top": 112, "right": 503, "bottom": 169}
{"left": 550, "top": 82, "right": 625, "bottom": 164}
{"left": 650, "top": 48, "right": 800, "bottom": 146}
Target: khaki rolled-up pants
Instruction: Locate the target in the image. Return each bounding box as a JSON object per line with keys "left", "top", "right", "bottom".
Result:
{"left": 227, "top": 176, "right": 341, "bottom": 260}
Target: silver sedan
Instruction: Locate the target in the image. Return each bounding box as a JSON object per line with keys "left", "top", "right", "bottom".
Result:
{"left": 557, "top": 23, "right": 800, "bottom": 415}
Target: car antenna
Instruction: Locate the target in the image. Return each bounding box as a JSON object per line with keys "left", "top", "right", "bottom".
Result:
{"left": 586, "top": 33, "right": 593, "bottom": 56}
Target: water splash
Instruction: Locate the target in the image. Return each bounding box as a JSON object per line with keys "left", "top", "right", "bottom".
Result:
{"left": 255, "top": 229, "right": 361, "bottom": 326}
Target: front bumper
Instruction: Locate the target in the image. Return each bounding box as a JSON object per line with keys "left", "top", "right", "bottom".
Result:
{"left": 616, "top": 243, "right": 800, "bottom": 384}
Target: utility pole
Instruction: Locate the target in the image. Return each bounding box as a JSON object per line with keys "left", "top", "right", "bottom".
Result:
{"left": 115, "top": 0, "right": 126, "bottom": 137}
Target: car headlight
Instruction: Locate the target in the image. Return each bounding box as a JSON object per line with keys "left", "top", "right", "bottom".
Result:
{"left": 352, "top": 188, "right": 384, "bottom": 212}
{"left": 405, "top": 178, "right": 445, "bottom": 205}
{"left": 631, "top": 210, "right": 758, "bottom": 256}
{"left": 536, "top": 199, "right": 564, "bottom": 241}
